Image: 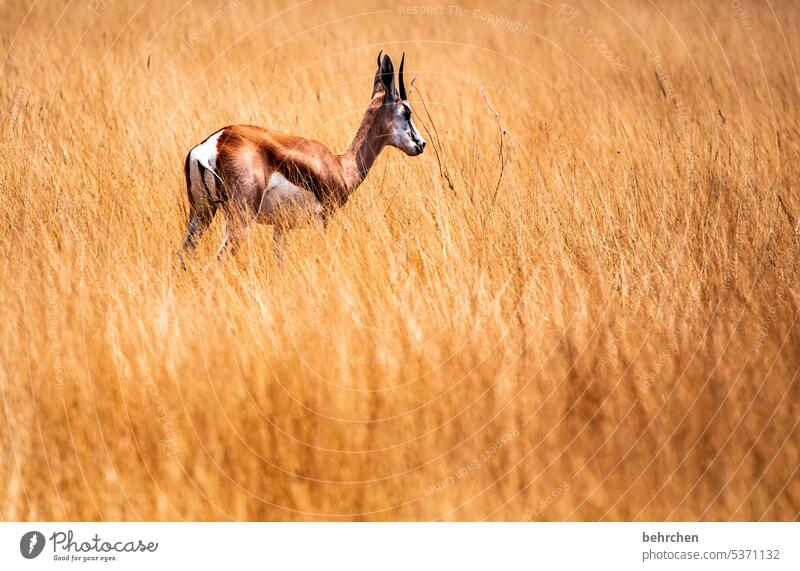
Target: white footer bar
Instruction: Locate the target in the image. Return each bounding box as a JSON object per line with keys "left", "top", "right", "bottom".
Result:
{"left": 1, "top": 523, "right": 796, "bottom": 570}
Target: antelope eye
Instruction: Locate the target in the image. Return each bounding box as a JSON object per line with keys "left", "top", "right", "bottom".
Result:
{"left": 403, "top": 109, "right": 411, "bottom": 120}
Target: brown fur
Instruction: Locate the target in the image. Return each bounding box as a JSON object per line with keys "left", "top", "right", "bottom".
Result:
{"left": 179, "top": 67, "right": 421, "bottom": 262}
{"left": 213, "top": 96, "right": 387, "bottom": 218}
{"left": 216, "top": 125, "right": 347, "bottom": 210}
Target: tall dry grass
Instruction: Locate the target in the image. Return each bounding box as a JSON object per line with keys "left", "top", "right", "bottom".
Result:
{"left": 1, "top": 0, "right": 799, "bottom": 521}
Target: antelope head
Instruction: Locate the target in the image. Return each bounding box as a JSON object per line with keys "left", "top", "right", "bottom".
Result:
{"left": 371, "top": 52, "right": 426, "bottom": 156}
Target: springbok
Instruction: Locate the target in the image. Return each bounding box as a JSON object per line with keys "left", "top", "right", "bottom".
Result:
{"left": 179, "top": 52, "right": 425, "bottom": 264}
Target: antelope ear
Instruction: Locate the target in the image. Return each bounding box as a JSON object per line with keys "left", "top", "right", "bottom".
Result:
{"left": 372, "top": 52, "right": 396, "bottom": 101}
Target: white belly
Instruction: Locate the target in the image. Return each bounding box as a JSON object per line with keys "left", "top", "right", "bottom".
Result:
{"left": 257, "top": 172, "right": 323, "bottom": 227}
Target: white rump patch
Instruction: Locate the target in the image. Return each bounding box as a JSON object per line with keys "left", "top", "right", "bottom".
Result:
{"left": 192, "top": 130, "right": 223, "bottom": 171}
{"left": 189, "top": 130, "right": 224, "bottom": 204}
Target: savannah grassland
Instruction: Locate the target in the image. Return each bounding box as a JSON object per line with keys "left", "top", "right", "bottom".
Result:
{"left": 1, "top": 0, "right": 799, "bottom": 521}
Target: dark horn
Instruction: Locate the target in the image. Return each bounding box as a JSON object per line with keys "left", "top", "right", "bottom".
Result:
{"left": 398, "top": 52, "right": 407, "bottom": 101}
{"left": 377, "top": 50, "right": 383, "bottom": 69}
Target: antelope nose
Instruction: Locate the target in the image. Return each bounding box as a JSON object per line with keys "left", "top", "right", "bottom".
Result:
{"left": 420, "top": 141, "right": 426, "bottom": 150}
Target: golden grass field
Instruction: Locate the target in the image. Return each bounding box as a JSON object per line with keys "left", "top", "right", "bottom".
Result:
{"left": 1, "top": 0, "right": 799, "bottom": 521}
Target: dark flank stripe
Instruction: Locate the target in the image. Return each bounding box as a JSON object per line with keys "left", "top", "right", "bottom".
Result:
{"left": 183, "top": 152, "right": 194, "bottom": 209}
{"left": 277, "top": 161, "right": 329, "bottom": 204}
{"left": 197, "top": 163, "right": 214, "bottom": 203}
